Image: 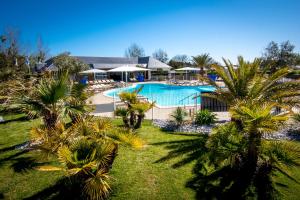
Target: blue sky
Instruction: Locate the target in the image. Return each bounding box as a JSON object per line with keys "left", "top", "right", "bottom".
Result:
{"left": 1, "top": 0, "right": 299, "bottom": 62}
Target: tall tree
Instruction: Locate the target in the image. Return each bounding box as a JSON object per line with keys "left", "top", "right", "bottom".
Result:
{"left": 152, "top": 49, "right": 168, "bottom": 63}
{"left": 262, "top": 41, "right": 298, "bottom": 72}
{"left": 36, "top": 36, "right": 49, "bottom": 63}
{"left": 196, "top": 57, "right": 300, "bottom": 198}
{"left": 53, "top": 52, "right": 89, "bottom": 78}
{"left": 200, "top": 56, "right": 300, "bottom": 108}
{"left": 168, "top": 54, "right": 191, "bottom": 69}
{"left": 124, "top": 43, "right": 145, "bottom": 57}
{"left": 28, "top": 36, "right": 49, "bottom": 72}
{"left": 0, "top": 28, "right": 27, "bottom": 80}
{"left": 192, "top": 53, "right": 214, "bottom": 76}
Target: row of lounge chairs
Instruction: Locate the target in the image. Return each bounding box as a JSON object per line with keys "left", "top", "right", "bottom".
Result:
{"left": 169, "top": 80, "right": 208, "bottom": 86}
{"left": 88, "top": 79, "right": 115, "bottom": 85}
{"left": 87, "top": 79, "right": 116, "bottom": 92}
{"left": 129, "top": 78, "right": 138, "bottom": 82}
{"left": 88, "top": 84, "right": 114, "bottom": 92}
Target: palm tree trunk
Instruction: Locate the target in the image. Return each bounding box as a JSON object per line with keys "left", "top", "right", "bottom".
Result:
{"left": 122, "top": 117, "right": 130, "bottom": 128}
{"left": 44, "top": 112, "right": 58, "bottom": 128}
{"left": 105, "top": 144, "right": 118, "bottom": 172}
{"left": 134, "top": 114, "right": 144, "bottom": 129}
{"left": 200, "top": 66, "right": 205, "bottom": 77}
{"left": 129, "top": 111, "right": 135, "bottom": 128}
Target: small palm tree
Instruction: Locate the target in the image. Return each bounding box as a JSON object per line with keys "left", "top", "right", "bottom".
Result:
{"left": 38, "top": 137, "right": 116, "bottom": 200}
{"left": 192, "top": 53, "right": 214, "bottom": 76}
{"left": 115, "top": 87, "right": 155, "bottom": 129}
{"left": 16, "top": 72, "right": 91, "bottom": 128}
{"left": 170, "top": 107, "right": 188, "bottom": 127}
{"left": 203, "top": 102, "right": 300, "bottom": 198}
{"left": 35, "top": 116, "right": 144, "bottom": 199}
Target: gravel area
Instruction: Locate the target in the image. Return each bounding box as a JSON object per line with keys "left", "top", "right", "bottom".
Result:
{"left": 153, "top": 119, "right": 300, "bottom": 140}
{"left": 152, "top": 119, "right": 226, "bottom": 134}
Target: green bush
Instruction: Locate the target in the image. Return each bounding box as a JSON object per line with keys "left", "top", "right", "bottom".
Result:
{"left": 195, "top": 109, "right": 216, "bottom": 125}
{"left": 292, "top": 113, "right": 300, "bottom": 122}
{"left": 171, "top": 107, "right": 188, "bottom": 127}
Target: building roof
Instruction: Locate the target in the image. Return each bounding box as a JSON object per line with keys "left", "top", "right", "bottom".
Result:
{"left": 74, "top": 56, "right": 171, "bottom": 70}
{"left": 41, "top": 56, "right": 171, "bottom": 72}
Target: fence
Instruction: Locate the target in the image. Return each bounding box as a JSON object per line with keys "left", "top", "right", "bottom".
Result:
{"left": 200, "top": 93, "right": 229, "bottom": 112}
{"left": 111, "top": 90, "right": 229, "bottom": 120}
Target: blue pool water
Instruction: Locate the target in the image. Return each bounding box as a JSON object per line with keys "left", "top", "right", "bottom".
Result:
{"left": 104, "top": 83, "right": 215, "bottom": 107}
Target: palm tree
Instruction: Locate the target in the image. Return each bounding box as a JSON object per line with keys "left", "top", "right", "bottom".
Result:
{"left": 35, "top": 116, "right": 144, "bottom": 199}
{"left": 230, "top": 101, "right": 300, "bottom": 198}
{"left": 17, "top": 72, "right": 91, "bottom": 128}
{"left": 204, "top": 102, "right": 300, "bottom": 198}
{"left": 115, "top": 87, "right": 154, "bottom": 129}
{"left": 170, "top": 107, "right": 188, "bottom": 127}
{"left": 38, "top": 137, "right": 116, "bottom": 200}
{"left": 195, "top": 57, "right": 300, "bottom": 198}
{"left": 192, "top": 53, "right": 214, "bottom": 76}
{"left": 200, "top": 56, "right": 300, "bottom": 110}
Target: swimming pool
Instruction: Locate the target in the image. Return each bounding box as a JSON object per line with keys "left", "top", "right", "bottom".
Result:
{"left": 104, "top": 83, "right": 215, "bottom": 107}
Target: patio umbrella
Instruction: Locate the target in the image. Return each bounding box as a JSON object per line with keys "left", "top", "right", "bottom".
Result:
{"left": 80, "top": 69, "right": 107, "bottom": 80}
{"left": 108, "top": 65, "right": 149, "bottom": 83}
{"left": 175, "top": 67, "right": 200, "bottom": 80}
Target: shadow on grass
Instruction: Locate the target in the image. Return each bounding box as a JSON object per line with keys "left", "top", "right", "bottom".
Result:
{"left": 0, "top": 150, "right": 29, "bottom": 164}
{"left": 0, "top": 142, "right": 29, "bottom": 153}
{"left": 0, "top": 115, "right": 29, "bottom": 124}
{"left": 23, "top": 177, "right": 82, "bottom": 200}
{"left": 152, "top": 133, "right": 208, "bottom": 168}
{"left": 10, "top": 156, "right": 52, "bottom": 173}
{"left": 153, "top": 131, "right": 247, "bottom": 199}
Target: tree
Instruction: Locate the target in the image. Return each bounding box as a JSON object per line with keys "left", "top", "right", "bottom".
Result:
{"left": 33, "top": 115, "right": 144, "bottom": 199}
{"left": 199, "top": 56, "right": 300, "bottom": 109}
{"left": 36, "top": 36, "right": 49, "bottom": 63}
{"left": 170, "top": 107, "right": 187, "bottom": 127}
{"left": 16, "top": 72, "right": 91, "bottom": 128}
{"left": 115, "top": 87, "right": 154, "bottom": 129}
{"left": 124, "top": 43, "right": 145, "bottom": 58}
{"left": 202, "top": 105, "right": 300, "bottom": 198}
{"left": 192, "top": 53, "right": 214, "bottom": 76}
{"left": 0, "top": 28, "right": 28, "bottom": 80}
{"left": 195, "top": 57, "right": 300, "bottom": 198}
{"left": 27, "top": 36, "right": 49, "bottom": 73}
{"left": 171, "top": 54, "right": 190, "bottom": 63}
{"left": 168, "top": 54, "right": 191, "bottom": 69}
{"left": 53, "top": 52, "right": 89, "bottom": 78}
{"left": 152, "top": 49, "right": 168, "bottom": 63}
{"left": 262, "top": 41, "right": 298, "bottom": 72}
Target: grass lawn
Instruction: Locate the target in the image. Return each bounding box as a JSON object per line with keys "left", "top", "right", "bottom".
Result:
{"left": 0, "top": 114, "right": 300, "bottom": 199}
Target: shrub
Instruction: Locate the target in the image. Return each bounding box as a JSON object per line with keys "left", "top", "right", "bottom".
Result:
{"left": 292, "top": 113, "right": 300, "bottom": 122}
{"left": 115, "top": 87, "right": 154, "bottom": 129}
{"left": 195, "top": 109, "right": 216, "bottom": 125}
{"left": 171, "top": 107, "right": 188, "bottom": 127}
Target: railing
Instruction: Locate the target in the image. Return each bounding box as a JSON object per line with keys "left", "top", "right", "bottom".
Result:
{"left": 178, "top": 92, "right": 199, "bottom": 106}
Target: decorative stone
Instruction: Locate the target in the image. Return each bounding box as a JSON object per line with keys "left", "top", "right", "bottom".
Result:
{"left": 153, "top": 119, "right": 300, "bottom": 140}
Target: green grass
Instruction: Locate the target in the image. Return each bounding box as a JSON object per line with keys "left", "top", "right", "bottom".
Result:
{"left": 0, "top": 114, "right": 64, "bottom": 199}
{"left": 0, "top": 114, "right": 300, "bottom": 199}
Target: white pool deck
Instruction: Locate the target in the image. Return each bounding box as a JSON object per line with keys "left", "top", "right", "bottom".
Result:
{"left": 88, "top": 82, "right": 230, "bottom": 121}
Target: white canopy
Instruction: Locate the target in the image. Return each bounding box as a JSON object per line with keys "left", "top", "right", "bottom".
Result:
{"left": 80, "top": 69, "right": 107, "bottom": 74}
{"left": 108, "top": 65, "right": 149, "bottom": 83}
{"left": 175, "top": 67, "right": 201, "bottom": 80}
{"left": 294, "top": 65, "right": 300, "bottom": 69}
{"left": 108, "top": 65, "right": 149, "bottom": 72}
{"left": 175, "top": 67, "right": 200, "bottom": 71}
